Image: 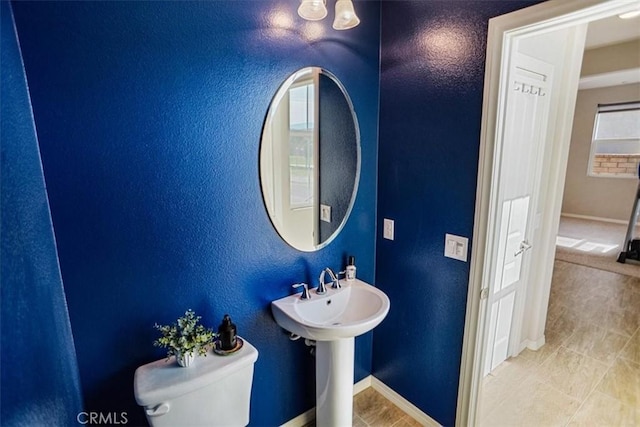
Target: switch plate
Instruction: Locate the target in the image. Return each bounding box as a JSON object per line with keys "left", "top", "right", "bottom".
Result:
{"left": 444, "top": 233, "right": 469, "bottom": 262}
{"left": 320, "top": 204, "right": 331, "bottom": 223}
{"left": 383, "top": 219, "right": 394, "bottom": 240}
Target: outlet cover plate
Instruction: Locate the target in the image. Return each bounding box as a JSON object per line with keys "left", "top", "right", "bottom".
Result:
{"left": 320, "top": 204, "right": 331, "bottom": 223}
{"left": 383, "top": 218, "right": 394, "bottom": 240}
{"left": 444, "top": 233, "right": 469, "bottom": 262}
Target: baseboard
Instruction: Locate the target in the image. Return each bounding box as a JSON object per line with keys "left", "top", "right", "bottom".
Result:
{"left": 280, "top": 376, "right": 372, "bottom": 427}
{"left": 353, "top": 375, "right": 372, "bottom": 394}
{"left": 519, "top": 335, "right": 545, "bottom": 352}
{"left": 370, "top": 377, "right": 441, "bottom": 427}
{"left": 561, "top": 213, "right": 627, "bottom": 225}
{"left": 281, "top": 406, "right": 314, "bottom": 427}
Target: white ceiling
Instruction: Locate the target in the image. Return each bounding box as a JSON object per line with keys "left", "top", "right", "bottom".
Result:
{"left": 579, "top": 14, "right": 640, "bottom": 89}
{"left": 585, "top": 14, "right": 640, "bottom": 49}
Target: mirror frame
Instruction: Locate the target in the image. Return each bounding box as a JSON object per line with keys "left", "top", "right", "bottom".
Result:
{"left": 259, "top": 67, "right": 361, "bottom": 252}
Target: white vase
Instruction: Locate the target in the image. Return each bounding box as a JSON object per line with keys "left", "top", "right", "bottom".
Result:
{"left": 176, "top": 351, "right": 195, "bottom": 367}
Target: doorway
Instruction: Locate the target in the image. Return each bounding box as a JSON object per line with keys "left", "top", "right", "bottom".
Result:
{"left": 457, "top": 1, "right": 640, "bottom": 426}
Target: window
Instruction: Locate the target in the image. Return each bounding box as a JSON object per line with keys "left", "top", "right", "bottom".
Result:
{"left": 588, "top": 102, "right": 640, "bottom": 178}
{"left": 288, "top": 82, "right": 315, "bottom": 208}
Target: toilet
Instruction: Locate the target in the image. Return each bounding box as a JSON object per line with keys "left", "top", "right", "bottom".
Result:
{"left": 134, "top": 338, "right": 258, "bottom": 427}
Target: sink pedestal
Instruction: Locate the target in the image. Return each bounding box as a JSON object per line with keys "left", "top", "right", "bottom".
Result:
{"left": 271, "top": 279, "right": 390, "bottom": 426}
{"left": 315, "top": 338, "right": 355, "bottom": 427}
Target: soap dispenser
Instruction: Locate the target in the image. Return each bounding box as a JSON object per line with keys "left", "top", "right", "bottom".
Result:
{"left": 345, "top": 256, "right": 356, "bottom": 282}
{"left": 218, "top": 314, "right": 237, "bottom": 351}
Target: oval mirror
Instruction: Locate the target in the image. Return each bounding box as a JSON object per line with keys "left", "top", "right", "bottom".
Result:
{"left": 260, "top": 67, "right": 360, "bottom": 252}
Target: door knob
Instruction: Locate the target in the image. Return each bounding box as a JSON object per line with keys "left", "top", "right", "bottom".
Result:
{"left": 514, "top": 240, "right": 532, "bottom": 257}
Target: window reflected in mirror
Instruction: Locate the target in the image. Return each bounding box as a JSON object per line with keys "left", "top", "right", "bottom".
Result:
{"left": 260, "top": 67, "right": 359, "bottom": 252}
{"left": 289, "top": 81, "right": 315, "bottom": 208}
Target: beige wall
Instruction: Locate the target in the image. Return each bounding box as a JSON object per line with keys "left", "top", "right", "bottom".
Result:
{"left": 562, "top": 83, "right": 640, "bottom": 221}
{"left": 581, "top": 39, "right": 640, "bottom": 77}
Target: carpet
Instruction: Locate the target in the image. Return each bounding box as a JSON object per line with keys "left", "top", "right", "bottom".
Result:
{"left": 555, "top": 216, "right": 640, "bottom": 278}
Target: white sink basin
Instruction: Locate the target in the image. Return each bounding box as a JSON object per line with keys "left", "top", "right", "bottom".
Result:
{"left": 271, "top": 278, "right": 390, "bottom": 341}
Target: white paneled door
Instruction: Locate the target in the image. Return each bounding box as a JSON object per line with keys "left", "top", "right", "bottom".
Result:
{"left": 484, "top": 52, "right": 554, "bottom": 375}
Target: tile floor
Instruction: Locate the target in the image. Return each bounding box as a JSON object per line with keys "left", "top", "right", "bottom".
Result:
{"left": 303, "top": 387, "right": 422, "bottom": 427}
{"left": 479, "top": 260, "right": 640, "bottom": 426}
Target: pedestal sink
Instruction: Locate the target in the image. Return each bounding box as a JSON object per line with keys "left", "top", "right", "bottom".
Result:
{"left": 271, "top": 279, "right": 390, "bottom": 426}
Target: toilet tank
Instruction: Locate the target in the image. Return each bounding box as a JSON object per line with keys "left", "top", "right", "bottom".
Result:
{"left": 134, "top": 338, "right": 258, "bottom": 427}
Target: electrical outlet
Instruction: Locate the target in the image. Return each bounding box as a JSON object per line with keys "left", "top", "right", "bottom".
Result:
{"left": 320, "top": 204, "right": 331, "bottom": 223}
{"left": 383, "top": 218, "right": 394, "bottom": 240}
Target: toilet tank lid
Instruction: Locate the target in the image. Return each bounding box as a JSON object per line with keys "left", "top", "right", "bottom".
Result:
{"left": 134, "top": 337, "right": 258, "bottom": 407}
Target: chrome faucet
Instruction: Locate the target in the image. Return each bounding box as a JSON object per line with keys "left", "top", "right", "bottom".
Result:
{"left": 318, "top": 267, "right": 340, "bottom": 294}
{"left": 292, "top": 283, "right": 310, "bottom": 299}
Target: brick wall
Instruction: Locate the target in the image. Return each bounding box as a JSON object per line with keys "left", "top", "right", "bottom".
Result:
{"left": 592, "top": 154, "right": 640, "bottom": 176}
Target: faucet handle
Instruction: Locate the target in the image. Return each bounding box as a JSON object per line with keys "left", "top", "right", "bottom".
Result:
{"left": 292, "top": 283, "right": 311, "bottom": 299}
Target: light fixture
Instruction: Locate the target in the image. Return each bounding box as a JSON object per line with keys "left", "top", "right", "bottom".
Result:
{"left": 297, "top": 0, "right": 360, "bottom": 30}
{"left": 297, "top": 0, "right": 328, "bottom": 21}
{"left": 333, "top": 0, "right": 360, "bottom": 30}
{"left": 618, "top": 10, "right": 640, "bottom": 19}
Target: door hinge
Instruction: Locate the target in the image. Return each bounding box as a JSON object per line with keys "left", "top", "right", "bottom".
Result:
{"left": 480, "top": 288, "right": 489, "bottom": 300}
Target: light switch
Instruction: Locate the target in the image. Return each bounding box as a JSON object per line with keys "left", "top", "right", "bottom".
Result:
{"left": 444, "top": 233, "right": 469, "bottom": 262}
{"left": 383, "top": 218, "right": 394, "bottom": 240}
{"left": 320, "top": 204, "right": 331, "bottom": 223}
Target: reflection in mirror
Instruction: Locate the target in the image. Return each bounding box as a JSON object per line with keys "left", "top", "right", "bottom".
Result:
{"left": 260, "top": 67, "right": 360, "bottom": 251}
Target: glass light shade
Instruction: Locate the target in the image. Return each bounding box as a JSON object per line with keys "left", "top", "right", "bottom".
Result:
{"left": 618, "top": 10, "right": 640, "bottom": 19}
{"left": 332, "top": 0, "right": 360, "bottom": 30}
{"left": 298, "top": 0, "right": 328, "bottom": 21}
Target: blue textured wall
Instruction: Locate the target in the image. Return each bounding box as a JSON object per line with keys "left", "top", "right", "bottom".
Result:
{"left": 0, "top": 1, "right": 84, "bottom": 425}
{"left": 319, "top": 73, "right": 358, "bottom": 242}
{"left": 11, "top": 1, "right": 380, "bottom": 425}
{"left": 374, "top": 1, "right": 542, "bottom": 425}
